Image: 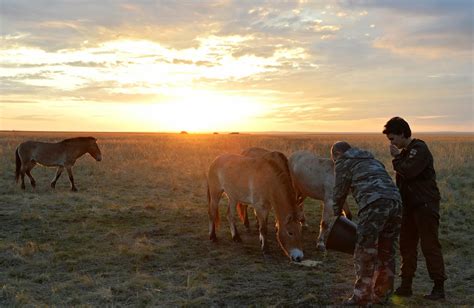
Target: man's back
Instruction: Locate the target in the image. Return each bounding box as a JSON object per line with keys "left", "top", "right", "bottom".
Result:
{"left": 335, "top": 148, "right": 401, "bottom": 212}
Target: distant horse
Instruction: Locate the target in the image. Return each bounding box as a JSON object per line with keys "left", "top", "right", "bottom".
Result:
{"left": 207, "top": 151, "right": 304, "bottom": 262}
{"left": 288, "top": 150, "right": 352, "bottom": 251}
{"left": 15, "top": 137, "right": 102, "bottom": 191}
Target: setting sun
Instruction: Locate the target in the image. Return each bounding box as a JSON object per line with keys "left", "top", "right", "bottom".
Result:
{"left": 150, "top": 92, "right": 266, "bottom": 132}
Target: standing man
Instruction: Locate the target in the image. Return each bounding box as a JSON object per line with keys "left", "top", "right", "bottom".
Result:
{"left": 331, "top": 141, "right": 402, "bottom": 306}
{"left": 383, "top": 116, "right": 447, "bottom": 300}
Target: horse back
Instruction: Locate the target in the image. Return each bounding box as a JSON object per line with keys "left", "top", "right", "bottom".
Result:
{"left": 288, "top": 151, "right": 334, "bottom": 200}
{"left": 17, "top": 141, "right": 66, "bottom": 167}
{"left": 208, "top": 153, "right": 289, "bottom": 205}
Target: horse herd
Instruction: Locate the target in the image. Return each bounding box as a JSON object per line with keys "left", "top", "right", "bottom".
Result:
{"left": 208, "top": 147, "right": 351, "bottom": 262}
{"left": 14, "top": 137, "right": 351, "bottom": 262}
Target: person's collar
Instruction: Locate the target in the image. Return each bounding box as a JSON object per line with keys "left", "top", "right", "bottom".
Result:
{"left": 403, "top": 137, "right": 414, "bottom": 149}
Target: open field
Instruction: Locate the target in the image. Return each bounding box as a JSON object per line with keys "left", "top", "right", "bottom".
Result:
{"left": 1, "top": 131, "right": 473, "bottom": 306}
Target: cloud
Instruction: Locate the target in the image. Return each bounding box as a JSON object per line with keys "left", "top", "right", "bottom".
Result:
{"left": 343, "top": 1, "right": 473, "bottom": 59}
{"left": 0, "top": 1, "right": 471, "bottom": 131}
{"left": 0, "top": 99, "right": 39, "bottom": 104}
{"left": 1, "top": 114, "right": 58, "bottom": 121}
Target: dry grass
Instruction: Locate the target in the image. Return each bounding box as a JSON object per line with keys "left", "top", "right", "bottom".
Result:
{"left": 1, "top": 131, "right": 473, "bottom": 306}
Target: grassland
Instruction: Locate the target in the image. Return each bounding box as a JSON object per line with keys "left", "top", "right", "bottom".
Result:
{"left": 1, "top": 131, "right": 473, "bottom": 306}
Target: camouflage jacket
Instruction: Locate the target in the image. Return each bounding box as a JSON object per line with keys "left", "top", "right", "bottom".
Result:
{"left": 333, "top": 148, "right": 401, "bottom": 215}
{"left": 392, "top": 138, "right": 441, "bottom": 206}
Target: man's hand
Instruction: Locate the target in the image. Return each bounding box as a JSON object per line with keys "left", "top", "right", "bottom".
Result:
{"left": 334, "top": 208, "right": 343, "bottom": 217}
{"left": 390, "top": 145, "right": 400, "bottom": 157}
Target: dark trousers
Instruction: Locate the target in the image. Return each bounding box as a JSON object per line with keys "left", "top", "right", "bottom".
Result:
{"left": 399, "top": 201, "right": 447, "bottom": 281}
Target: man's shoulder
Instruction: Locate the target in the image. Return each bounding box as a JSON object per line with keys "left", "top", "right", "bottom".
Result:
{"left": 335, "top": 157, "right": 353, "bottom": 172}
{"left": 408, "top": 139, "right": 431, "bottom": 156}
{"left": 410, "top": 138, "right": 428, "bottom": 148}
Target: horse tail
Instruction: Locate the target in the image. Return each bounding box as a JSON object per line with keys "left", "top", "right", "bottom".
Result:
{"left": 236, "top": 203, "right": 246, "bottom": 223}
{"left": 15, "top": 147, "right": 21, "bottom": 183}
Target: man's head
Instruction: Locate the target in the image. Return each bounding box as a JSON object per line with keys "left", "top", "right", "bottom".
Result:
{"left": 331, "top": 141, "right": 351, "bottom": 162}
{"left": 383, "top": 117, "right": 412, "bottom": 149}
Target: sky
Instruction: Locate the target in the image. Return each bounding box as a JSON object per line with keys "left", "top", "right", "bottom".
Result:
{"left": 0, "top": 0, "right": 473, "bottom": 133}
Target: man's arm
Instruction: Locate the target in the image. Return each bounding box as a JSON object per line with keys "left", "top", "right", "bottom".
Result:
{"left": 392, "top": 143, "right": 430, "bottom": 180}
{"left": 333, "top": 160, "right": 351, "bottom": 216}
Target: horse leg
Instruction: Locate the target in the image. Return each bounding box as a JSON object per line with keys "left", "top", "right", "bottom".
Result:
{"left": 299, "top": 201, "right": 310, "bottom": 230}
{"left": 342, "top": 201, "right": 353, "bottom": 220}
{"left": 25, "top": 166, "right": 36, "bottom": 188}
{"left": 317, "top": 199, "right": 333, "bottom": 252}
{"left": 227, "top": 198, "right": 242, "bottom": 242}
{"left": 51, "top": 166, "right": 64, "bottom": 189}
{"left": 236, "top": 202, "right": 250, "bottom": 231}
{"left": 243, "top": 204, "right": 250, "bottom": 230}
{"left": 20, "top": 165, "right": 27, "bottom": 190}
{"left": 255, "top": 208, "right": 269, "bottom": 255}
{"left": 66, "top": 167, "right": 77, "bottom": 191}
{"left": 253, "top": 207, "right": 260, "bottom": 231}
{"left": 208, "top": 188, "right": 222, "bottom": 242}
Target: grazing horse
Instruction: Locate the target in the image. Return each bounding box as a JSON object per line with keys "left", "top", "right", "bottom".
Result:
{"left": 288, "top": 150, "right": 352, "bottom": 251}
{"left": 15, "top": 137, "right": 102, "bottom": 191}
{"left": 238, "top": 147, "right": 305, "bottom": 230}
{"left": 207, "top": 151, "right": 304, "bottom": 261}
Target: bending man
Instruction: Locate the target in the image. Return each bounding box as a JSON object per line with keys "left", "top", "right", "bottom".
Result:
{"left": 331, "top": 141, "right": 402, "bottom": 306}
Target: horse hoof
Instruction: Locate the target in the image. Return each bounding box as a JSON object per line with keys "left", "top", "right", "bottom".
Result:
{"left": 317, "top": 243, "right": 327, "bottom": 252}
{"left": 71, "top": 187, "right": 78, "bottom": 192}
{"left": 209, "top": 234, "right": 218, "bottom": 242}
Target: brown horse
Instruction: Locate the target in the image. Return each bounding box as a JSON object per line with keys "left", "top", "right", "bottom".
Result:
{"left": 241, "top": 147, "right": 352, "bottom": 252}
{"left": 238, "top": 147, "right": 305, "bottom": 230}
{"left": 207, "top": 151, "right": 304, "bottom": 261}
{"left": 15, "top": 137, "right": 102, "bottom": 191}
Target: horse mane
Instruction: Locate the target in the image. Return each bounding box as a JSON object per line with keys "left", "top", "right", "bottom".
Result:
{"left": 61, "top": 137, "right": 96, "bottom": 143}
{"left": 263, "top": 152, "right": 292, "bottom": 183}
{"left": 262, "top": 152, "right": 298, "bottom": 216}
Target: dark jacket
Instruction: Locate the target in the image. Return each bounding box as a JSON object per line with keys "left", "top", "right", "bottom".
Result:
{"left": 392, "top": 139, "right": 441, "bottom": 207}
{"left": 333, "top": 148, "right": 401, "bottom": 214}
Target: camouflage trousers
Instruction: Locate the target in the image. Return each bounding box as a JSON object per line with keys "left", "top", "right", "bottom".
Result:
{"left": 353, "top": 198, "right": 402, "bottom": 304}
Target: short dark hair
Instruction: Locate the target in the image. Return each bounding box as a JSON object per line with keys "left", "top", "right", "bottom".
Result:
{"left": 383, "top": 117, "right": 411, "bottom": 138}
{"left": 331, "top": 141, "right": 352, "bottom": 155}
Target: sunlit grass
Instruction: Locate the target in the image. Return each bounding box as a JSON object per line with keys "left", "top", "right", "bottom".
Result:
{"left": 0, "top": 131, "right": 473, "bottom": 305}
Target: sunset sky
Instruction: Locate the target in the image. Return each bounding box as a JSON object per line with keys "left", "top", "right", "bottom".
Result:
{"left": 1, "top": 1, "right": 472, "bottom": 133}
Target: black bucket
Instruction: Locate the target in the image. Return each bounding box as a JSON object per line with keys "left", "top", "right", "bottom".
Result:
{"left": 325, "top": 216, "right": 357, "bottom": 254}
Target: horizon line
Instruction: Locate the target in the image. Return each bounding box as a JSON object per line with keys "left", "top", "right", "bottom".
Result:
{"left": 1, "top": 129, "right": 473, "bottom": 135}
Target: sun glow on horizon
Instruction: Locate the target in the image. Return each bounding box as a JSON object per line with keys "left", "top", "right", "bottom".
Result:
{"left": 148, "top": 92, "right": 266, "bottom": 132}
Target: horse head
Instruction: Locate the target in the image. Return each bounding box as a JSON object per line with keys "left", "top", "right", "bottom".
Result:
{"left": 276, "top": 214, "right": 304, "bottom": 262}
{"left": 87, "top": 137, "right": 102, "bottom": 162}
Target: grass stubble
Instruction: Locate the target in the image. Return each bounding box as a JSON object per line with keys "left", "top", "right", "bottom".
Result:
{"left": 0, "top": 131, "right": 473, "bottom": 306}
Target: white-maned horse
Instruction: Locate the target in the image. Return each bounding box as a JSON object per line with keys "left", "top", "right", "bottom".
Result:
{"left": 288, "top": 150, "right": 352, "bottom": 251}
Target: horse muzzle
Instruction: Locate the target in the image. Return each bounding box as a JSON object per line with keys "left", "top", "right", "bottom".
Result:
{"left": 96, "top": 155, "right": 102, "bottom": 162}
{"left": 290, "top": 249, "right": 304, "bottom": 262}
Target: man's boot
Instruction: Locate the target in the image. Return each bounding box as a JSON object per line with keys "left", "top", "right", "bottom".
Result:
{"left": 424, "top": 280, "right": 445, "bottom": 300}
{"left": 394, "top": 277, "right": 413, "bottom": 297}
